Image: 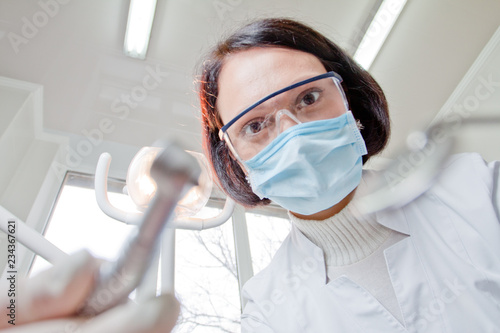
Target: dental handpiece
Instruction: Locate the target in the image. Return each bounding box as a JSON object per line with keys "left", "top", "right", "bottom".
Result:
{"left": 78, "top": 141, "right": 201, "bottom": 316}
{"left": 357, "top": 116, "right": 500, "bottom": 215}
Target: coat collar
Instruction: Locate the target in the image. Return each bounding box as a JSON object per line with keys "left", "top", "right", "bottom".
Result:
{"left": 289, "top": 224, "right": 328, "bottom": 284}
{"left": 374, "top": 208, "right": 410, "bottom": 236}
{"left": 360, "top": 169, "right": 411, "bottom": 236}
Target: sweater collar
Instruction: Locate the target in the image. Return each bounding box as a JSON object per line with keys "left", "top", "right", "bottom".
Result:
{"left": 290, "top": 195, "right": 392, "bottom": 266}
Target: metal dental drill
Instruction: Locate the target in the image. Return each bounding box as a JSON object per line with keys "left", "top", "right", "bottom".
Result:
{"left": 79, "top": 141, "right": 201, "bottom": 316}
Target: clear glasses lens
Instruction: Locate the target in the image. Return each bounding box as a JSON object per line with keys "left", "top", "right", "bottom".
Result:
{"left": 225, "top": 76, "right": 348, "bottom": 161}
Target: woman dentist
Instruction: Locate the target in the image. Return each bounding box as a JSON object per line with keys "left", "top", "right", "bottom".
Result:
{"left": 198, "top": 18, "right": 500, "bottom": 332}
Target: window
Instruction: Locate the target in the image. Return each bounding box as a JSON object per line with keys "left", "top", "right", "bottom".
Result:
{"left": 29, "top": 172, "right": 137, "bottom": 277}
{"left": 173, "top": 204, "right": 291, "bottom": 333}
{"left": 174, "top": 206, "right": 241, "bottom": 332}
{"left": 246, "top": 210, "right": 291, "bottom": 275}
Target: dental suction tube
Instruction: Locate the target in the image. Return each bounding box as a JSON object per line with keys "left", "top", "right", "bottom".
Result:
{"left": 78, "top": 141, "right": 201, "bottom": 316}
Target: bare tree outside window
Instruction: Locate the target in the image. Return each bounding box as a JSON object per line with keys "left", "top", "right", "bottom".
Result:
{"left": 173, "top": 208, "right": 290, "bottom": 333}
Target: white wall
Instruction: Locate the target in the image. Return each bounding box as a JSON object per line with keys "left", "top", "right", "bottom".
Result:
{"left": 0, "top": 76, "right": 141, "bottom": 277}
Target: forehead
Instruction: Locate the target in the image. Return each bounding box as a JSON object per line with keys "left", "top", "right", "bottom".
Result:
{"left": 216, "top": 47, "right": 327, "bottom": 125}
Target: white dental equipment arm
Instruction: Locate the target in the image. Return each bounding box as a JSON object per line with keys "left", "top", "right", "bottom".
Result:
{"left": 94, "top": 153, "right": 143, "bottom": 225}
{"left": 94, "top": 151, "right": 235, "bottom": 229}
{"left": 79, "top": 141, "right": 201, "bottom": 316}
{"left": 0, "top": 205, "right": 68, "bottom": 264}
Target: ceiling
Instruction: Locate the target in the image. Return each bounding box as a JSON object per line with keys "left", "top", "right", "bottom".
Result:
{"left": 0, "top": 0, "right": 499, "bottom": 163}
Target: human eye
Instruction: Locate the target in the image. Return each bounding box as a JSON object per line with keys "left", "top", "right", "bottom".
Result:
{"left": 241, "top": 118, "right": 267, "bottom": 137}
{"left": 297, "top": 89, "right": 322, "bottom": 109}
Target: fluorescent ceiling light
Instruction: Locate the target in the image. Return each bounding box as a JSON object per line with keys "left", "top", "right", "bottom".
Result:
{"left": 353, "top": 0, "right": 408, "bottom": 70}
{"left": 124, "top": 0, "right": 158, "bottom": 60}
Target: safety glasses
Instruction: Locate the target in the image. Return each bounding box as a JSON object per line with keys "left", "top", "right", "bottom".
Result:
{"left": 219, "top": 71, "right": 349, "bottom": 161}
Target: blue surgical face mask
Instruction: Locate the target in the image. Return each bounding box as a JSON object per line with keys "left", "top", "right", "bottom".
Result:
{"left": 243, "top": 111, "right": 367, "bottom": 216}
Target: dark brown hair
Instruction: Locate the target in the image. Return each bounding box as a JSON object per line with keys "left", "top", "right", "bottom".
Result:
{"left": 198, "top": 18, "right": 390, "bottom": 208}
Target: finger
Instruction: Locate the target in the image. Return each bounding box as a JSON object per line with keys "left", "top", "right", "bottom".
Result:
{"left": 79, "top": 294, "right": 180, "bottom": 333}
{"left": 0, "top": 250, "right": 99, "bottom": 328}
{"left": 0, "top": 295, "right": 180, "bottom": 333}
{"left": 0, "top": 318, "right": 86, "bottom": 333}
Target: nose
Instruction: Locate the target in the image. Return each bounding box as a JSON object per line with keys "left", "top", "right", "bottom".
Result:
{"left": 275, "top": 109, "right": 302, "bottom": 135}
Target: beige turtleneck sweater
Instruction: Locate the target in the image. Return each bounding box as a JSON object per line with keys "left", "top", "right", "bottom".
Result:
{"left": 289, "top": 195, "right": 408, "bottom": 323}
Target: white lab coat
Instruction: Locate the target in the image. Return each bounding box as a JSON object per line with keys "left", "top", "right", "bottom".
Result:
{"left": 241, "top": 153, "right": 500, "bottom": 333}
